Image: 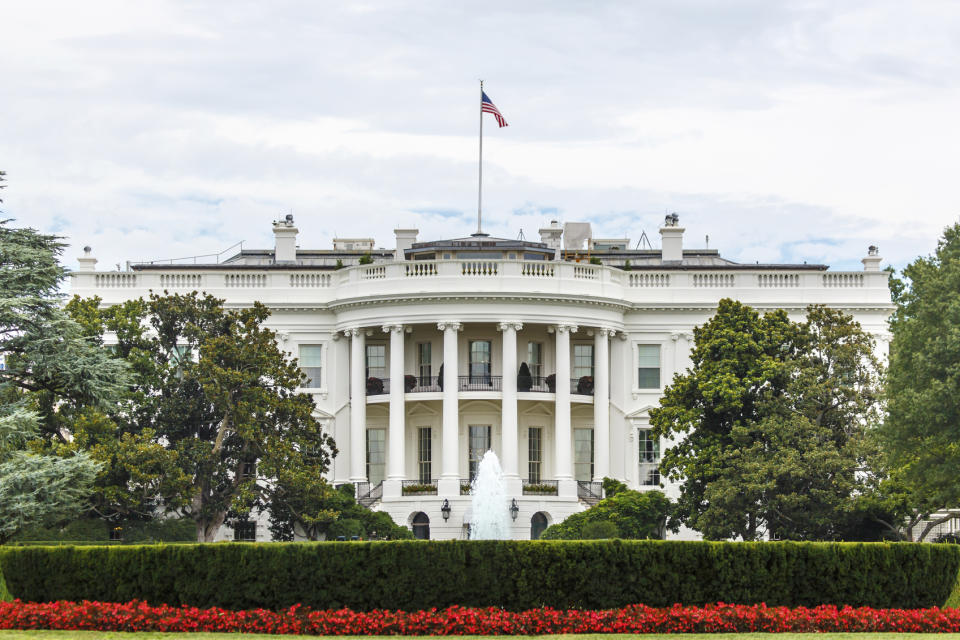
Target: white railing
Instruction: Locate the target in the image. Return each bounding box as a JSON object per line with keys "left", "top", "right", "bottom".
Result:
{"left": 159, "top": 274, "right": 202, "bottom": 288}
{"left": 289, "top": 273, "right": 331, "bottom": 288}
{"left": 823, "top": 273, "right": 864, "bottom": 287}
{"left": 628, "top": 273, "right": 670, "bottom": 287}
{"left": 693, "top": 273, "right": 735, "bottom": 287}
{"left": 758, "top": 273, "right": 799, "bottom": 288}
{"left": 461, "top": 261, "right": 498, "bottom": 276}
{"left": 73, "top": 262, "right": 890, "bottom": 308}
{"left": 225, "top": 274, "right": 266, "bottom": 288}
{"left": 95, "top": 273, "right": 137, "bottom": 288}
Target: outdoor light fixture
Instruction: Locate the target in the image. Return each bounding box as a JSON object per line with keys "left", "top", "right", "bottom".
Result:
{"left": 510, "top": 498, "right": 519, "bottom": 521}
{"left": 441, "top": 499, "right": 451, "bottom": 521}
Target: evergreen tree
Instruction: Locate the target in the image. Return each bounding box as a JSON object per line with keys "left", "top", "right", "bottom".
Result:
{"left": 0, "top": 211, "right": 129, "bottom": 543}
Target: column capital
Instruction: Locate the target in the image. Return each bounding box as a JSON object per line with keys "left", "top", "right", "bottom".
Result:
{"left": 551, "top": 323, "right": 578, "bottom": 334}
{"left": 342, "top": 327, "right": 364, "bottom": 338}
{"left": 497, "top": 321, "right": 523, "bottom": 332}
{"left": 437, "top": 321, "right": 463, "bottom": 332}
{"left": 597, "top": 327, "right": 618, "bottom": 338}
{"left": 381, "top": 323, "right": 405, "bottom": 334}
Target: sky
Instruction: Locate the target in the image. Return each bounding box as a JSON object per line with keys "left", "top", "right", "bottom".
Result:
{"left": 2, "top": 0, "right": 959, "bottom": 272}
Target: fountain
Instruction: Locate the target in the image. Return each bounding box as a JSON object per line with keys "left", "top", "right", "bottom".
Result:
{"left": 469, "top": 450, "right": 512, "bottom": 539}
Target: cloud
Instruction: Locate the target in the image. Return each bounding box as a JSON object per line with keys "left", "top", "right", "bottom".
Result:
{"left": 1, "top": 0, "right": 958, "bottom": 276}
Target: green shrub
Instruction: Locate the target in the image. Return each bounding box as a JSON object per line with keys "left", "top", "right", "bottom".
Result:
{"left": 13, "top": 518, "right": 195, "bottom": 544}
{"left": 581, "top": 521, "right": 619, "bottom": 539}
{"left": 602, "top": 476, "right": 628, "bottom": 498}
{"left": 1, "top": 540, "right": 957, "bottom": 611}
{"left": 541, "top": 490, "right": 671, "bottom": 540}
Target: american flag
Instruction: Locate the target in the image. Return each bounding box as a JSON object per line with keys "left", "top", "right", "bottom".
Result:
{"left": 481, "top": 91, "right": 508, "bottom": 128}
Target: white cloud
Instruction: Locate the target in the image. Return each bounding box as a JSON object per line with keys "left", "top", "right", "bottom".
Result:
{"left": 1, "top": 0, "right": 958, "bottom": 274}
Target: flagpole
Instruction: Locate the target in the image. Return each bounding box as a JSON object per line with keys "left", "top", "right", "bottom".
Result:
{"left": 477, "top": 79, "right": 484, "bottom": 236}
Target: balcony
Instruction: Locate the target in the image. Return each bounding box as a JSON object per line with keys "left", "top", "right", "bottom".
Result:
{"left": 522, "top": 479, "right": 559, "bottom": 496}
{"left": 571, "top": 376, "right": 595, "bottom": 395}
{"left": 401, "top": 479, "right": 438, "bottom": 496}
{"left": 458, "top": 375, "right": 502, "bottom": 391}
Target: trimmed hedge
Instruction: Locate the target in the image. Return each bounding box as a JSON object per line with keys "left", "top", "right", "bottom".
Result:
{"left": 0, "top": 540, "right": 957, "bottom": 611}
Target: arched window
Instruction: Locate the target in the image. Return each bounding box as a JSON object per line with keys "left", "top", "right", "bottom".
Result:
{"left": 530, "top": 512, "right": 549, "bottom": 540}
{"left": 412, "top": 512, "right": 430, "bottom": 540}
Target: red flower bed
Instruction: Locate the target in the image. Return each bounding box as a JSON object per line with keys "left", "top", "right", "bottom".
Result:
{"left": 2, "top": 600, "right": 960, "bottom": 635}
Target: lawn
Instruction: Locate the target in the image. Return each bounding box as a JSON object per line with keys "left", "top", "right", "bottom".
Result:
{"left": 5, "top": 634, "right": 960, "bottom": 639}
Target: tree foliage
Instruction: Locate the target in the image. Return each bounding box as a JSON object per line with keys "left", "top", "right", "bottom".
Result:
{"left": 650, "top": 299, "right": 883, "bottom": 540}
{"left": 879, "top": 223, "right": 960, "bottom": 540}
{"left": 539, "top": 489, "right": 673, "bottom": 539}
{"left": 68, "top": 292, "right": 337, "bottom": 541}
{"left": 0, "top": 218, "right": 129, "bottom": 543}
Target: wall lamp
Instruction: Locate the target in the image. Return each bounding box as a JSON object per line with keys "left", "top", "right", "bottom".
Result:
{"left": 441, "top": 499, "right": 451, "bottom": 521}
{"left": 510, "top": 498, "right": 519, "bottom": 521}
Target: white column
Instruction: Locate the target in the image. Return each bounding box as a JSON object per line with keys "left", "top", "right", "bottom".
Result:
{"left": 498, "top": 322, "right": 522, "bottom": 489}
{"left": 347, "top": 328, "right": 367, "bottom": 483}
{"left": 554, "top": 324, "right": 577, "bottom": 496}
{"left": 593, "top": 328, "right": 612, "bottom": 482}
{"left": 438, "top": 321, "right": 462, "bottom": 495}
{"left": 384, "top": 324, "right": 405, "bottom": 495}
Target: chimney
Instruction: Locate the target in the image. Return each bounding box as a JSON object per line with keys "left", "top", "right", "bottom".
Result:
{"left": 394, "top": 228, "right": 418, "bottom": 260}
{"left": 273, "top": 214, "right": 298, "bottom": 263}
{"left": 539, "top": 220, "right": 563, "bottom": 252}
{"left": 77, "top": 246, "right": 98, "bottom": 272}
{"left": 659, "top": 213, "right": 684, "bottom": 262}
{"left": 862, "top": 245, "right": 882, "bottom": 272}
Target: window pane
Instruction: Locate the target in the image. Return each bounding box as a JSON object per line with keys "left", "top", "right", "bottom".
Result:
{"left": 418, "top": 343, "right": 432, "bottom": 380}
{"left": 573, "top": 344, "right": 594, "bottom": 378}
{"left": 418, "top": 427, "right": 432, "bottom": 483}
{"left": 366, "top": 429, "right": 386, "bottom": 486}
{"left": 469, "top": 341, "right": 491, "bottom": 380}
{"left": 469, "top": 425, "right": 491, "bottom": 481}
{"left": 528, "top": 427, "right": 542, "bottom": 483}
{"left": 300, "top": 344, "right": 322, "bottom": 388}
{"left": 366, "top": 344, "right": 386, "bottom": 378}
{"left": 639, "top": 429, "right": 660, "bottom": 486}
{"left": 637, "top": 344, "right": 660, "bottom": 366}
{"left": 527, "top": 342, "right": 543, "bottom": 378}
{"left": 574, "top": 428, "right": 594, "bottom": 482}
{"left": 637, "top": 345, "right": 660, "bottom": 388}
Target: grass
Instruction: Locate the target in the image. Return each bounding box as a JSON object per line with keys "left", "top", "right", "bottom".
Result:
{"left": 5, "top": 635, "right": 960, "bottom": 640}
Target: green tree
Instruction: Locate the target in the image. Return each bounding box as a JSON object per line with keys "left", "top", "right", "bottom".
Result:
{"left": 0, "top": 218, "right": 129, "bottom": 543}
{"left": 267, "top": 482, "right": 412, "bottom": 540}
{"left": 69, "top": 292, "right": 338, "bottom": 542}
{"left": 539, "top": 490, "right": 672, "bottom": 539}
{"left": 651, "top": 299, "right": 883, "bottom": 540}
{"left": 880, "top": 223, "right": 960, "bottom": 540}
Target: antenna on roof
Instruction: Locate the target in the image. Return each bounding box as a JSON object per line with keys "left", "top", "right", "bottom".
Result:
{"left": 636, "top": 230, "right": 653, "bottom": 250}
{"left": 517, "top": 229, "right": 526, "bottom": 241}
{"left": 705, "top": 235, "right": 709, "bottom": 249}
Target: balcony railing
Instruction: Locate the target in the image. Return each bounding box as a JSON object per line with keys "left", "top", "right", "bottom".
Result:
{"left": 523, "top": 479, "right": 559, "bottom": 496}
{"left": 571, "top": 376, "right": 595, "bottom": 395}
{"left": 577, "top": 480, "right": 603, "bottom": 503}
{"left": 355, "top": 481, "right": 383, "bottom": 508}
{"left": 406, "top": 376, "right": 441, "bottom": 392}
{"left": 401, "top": 479, "right": 438, "bottom": 496}
{"left": 517, "top": 375, "right": 552, "bottom": 393}
{"left": 460, "top": 480, "right": 473, "bottom": 495}
{"left": 458, "top": 375, "right": 502, "bottom": 391}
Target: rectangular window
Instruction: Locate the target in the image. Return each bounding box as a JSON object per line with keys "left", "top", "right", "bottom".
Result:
{"left": 366, "top": 344, "right": 386, "bottom": 379}
{"left": 637, "top": 344, "right": 661, "bottom": 389}
{"left": 417, "top": 427, "right": 432, "bottom": 483}
{"left": 528, "top": 427, "right": 542, "bottom": 483}
{"left": 468, "top": 425, "right": 491, "bottom": 481}
{"left": 299, "top": 344, "right": 323, "bottom": 388}
{"left": 573, "top": 344, "right": 594, "bottom": 379}
{"left": 241, "top": 460, "right": 256, "bottom": 480}
{"left": 417, "top": 342, "right": 432, "bottom": 383}
{"left": 527, "top": 342, "right": 543, "bottom": 380}
{"left": 574, "top": 428, "right": 594, "bottom": 482}
{"left": 469, "top": 340, "right": 492, "bottom": 383}
{"left": 639, "top": 429, "right": 660, "bottom": 486}
{"left": 366, "top": 428, "right": 386, "bottom": 486}
{"left": 233, "top": 520, "right": 256, "bottom": 542}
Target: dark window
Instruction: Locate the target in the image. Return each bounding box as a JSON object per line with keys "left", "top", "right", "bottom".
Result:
{"left": 531, "top": 512, "right": 549, "bottom": 539}
{"left": 637, "top": 344, "right": 661, "bottom": 389}
{"left": 234, "top": 520, "right": 256, "bottom": 542}
{"left": 469, "top": 340, "right": 491, "bottom": 383}
{"left": 412, "top": 512, "right": 430, "bottom": 539}
{"left": 366, "top": 344, "right": 386, "bottom": 379}
{"left": 528, "top": 427, "right": 542, "bottom": 483}
{"left": 417, "top": 427, "right": 432, "bottom": 483}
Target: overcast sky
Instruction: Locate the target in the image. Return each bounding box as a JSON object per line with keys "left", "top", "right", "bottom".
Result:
{"left": 2, "top": 0, "right": 959, "bottom": 272}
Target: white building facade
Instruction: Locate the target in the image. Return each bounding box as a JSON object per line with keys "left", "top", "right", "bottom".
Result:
{"left": 71, "top": 216, "right": 893, "bottom": 540}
